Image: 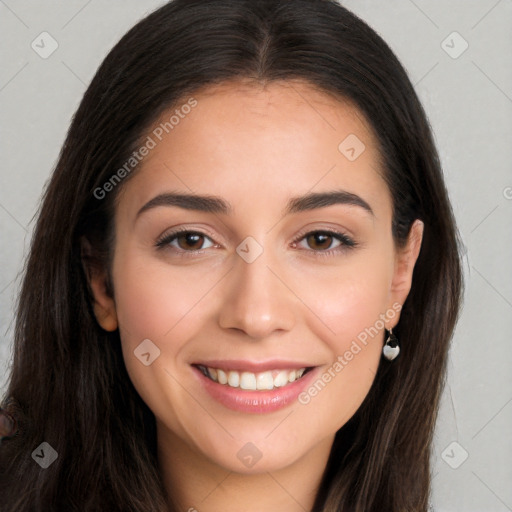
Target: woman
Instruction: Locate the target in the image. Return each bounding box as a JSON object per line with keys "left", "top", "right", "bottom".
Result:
{"left": 0, "top": 0, "right": 464, "bottom": 510}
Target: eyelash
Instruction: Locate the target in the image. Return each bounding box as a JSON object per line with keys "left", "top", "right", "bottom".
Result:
{"left": 155, "top": 227, "right": 358, "bottom": 258}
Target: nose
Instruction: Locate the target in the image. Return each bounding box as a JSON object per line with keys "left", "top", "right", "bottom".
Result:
{"left": 218, "top": 245, "right": 296, "bottom": 339}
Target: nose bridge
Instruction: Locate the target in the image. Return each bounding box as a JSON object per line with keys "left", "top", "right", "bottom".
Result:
{"left": 218, "top": 239, "right": 295, "bottom": 337}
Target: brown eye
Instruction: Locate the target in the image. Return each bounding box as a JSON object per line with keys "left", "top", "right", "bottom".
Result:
{"left": 156, "top": 230, "right": 216, "bottom": 251}
{"left": 176, "top": 232, "right": 205, "bottom": 250}
{"left": 305, "top": 232, "right": 339, "bottom": 251}
{"left": 293, "top": 230, "right": 356, "bottom": 254}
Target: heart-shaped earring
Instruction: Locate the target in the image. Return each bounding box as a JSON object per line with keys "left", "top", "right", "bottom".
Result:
{"left": 382, "top": 328, "right": 400, "bottom": 361}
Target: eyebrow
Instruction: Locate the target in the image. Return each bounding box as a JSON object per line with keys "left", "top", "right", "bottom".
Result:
{"left": 136, "top": 189, "right": 374, "bottom": 219}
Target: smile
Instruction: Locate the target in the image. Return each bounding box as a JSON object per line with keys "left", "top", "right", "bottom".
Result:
{"left": 192, "top": 361, "right": 319, "bottom": 414}
{"left": 195, "top": 364, "right": 312, "bottom": 390}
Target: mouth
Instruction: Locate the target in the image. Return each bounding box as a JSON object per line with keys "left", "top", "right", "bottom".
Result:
{"left": 193, "top": 364, "right": 315, "bottom": 391}
{"left": 191, "top": 360, "right": 319, "bottom": 414}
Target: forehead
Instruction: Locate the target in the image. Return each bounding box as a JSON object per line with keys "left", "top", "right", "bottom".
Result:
{"left": 116, "top": 79, "right": 390, "bottom": 222}
{"left": 169, "top": 80, "right": 375, "bottom": 157}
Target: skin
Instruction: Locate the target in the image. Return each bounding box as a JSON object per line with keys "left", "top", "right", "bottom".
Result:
{"left": 87, "top": 80, "right": 423, "bottom": 511}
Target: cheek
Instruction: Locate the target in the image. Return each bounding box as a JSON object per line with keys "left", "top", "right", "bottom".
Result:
{"left": 111, "top": 250, "right": 217, "bottom": 433}
{"left": 292, "top": 253, "right": 391, "bottom": 424}
{"left": 112, "top": 250, "right": 219, "bottom": 345}
{"left": 293, "top": 250, "right": 392, "bottom": 347}
{"left": 110, "top": 248, "right": 225, "bottom": 407}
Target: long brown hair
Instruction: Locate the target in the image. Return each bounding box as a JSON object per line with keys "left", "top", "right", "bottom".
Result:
{"left": 0, "top": 1, "right": 464, "bottom": 510}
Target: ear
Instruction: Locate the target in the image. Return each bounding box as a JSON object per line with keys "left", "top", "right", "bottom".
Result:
{"left": 388, "top": 219, "right": 424, "bottom": 326}
{"left": 81, "top": 237, "right": 118, "bottom": 332}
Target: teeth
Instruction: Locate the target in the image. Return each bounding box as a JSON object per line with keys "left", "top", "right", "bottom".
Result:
{"left": 256, "top": 371, "right": 274, "bottom": 390}
{"left": 240, "top": 372, "right": 256, "bottom": 390}
{"left": 227, "top": 371, "right": 239, "bottom": 388}
{"left": 199, "top": 365, "right": 309, "bottom": 390}
{"left": 217, "top": 369, "right": 228, "bottom": 384}
{"left": 273, "top": 370, "right": 289, "bottom": 388}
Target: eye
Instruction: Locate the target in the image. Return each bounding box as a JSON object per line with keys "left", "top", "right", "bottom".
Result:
{"left": 156, "top": 229, "right": 216, "bottom": 252}
{"left": 155, "top": 228, "right": 357, "bottom": 257}
{"left": 292, "top": 230, "right": 356, "bottom": 254}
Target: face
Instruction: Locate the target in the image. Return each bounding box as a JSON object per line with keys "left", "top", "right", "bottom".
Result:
{"left": 89, "top": 80, "right": 423, "bottom": 475}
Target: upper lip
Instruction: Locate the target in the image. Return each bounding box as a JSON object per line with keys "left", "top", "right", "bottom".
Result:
{"left": 192, "top": 359, "right": 316, "bottom": 373}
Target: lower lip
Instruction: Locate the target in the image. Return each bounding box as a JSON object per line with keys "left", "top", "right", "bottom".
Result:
{"left": 192, "top": 365, "right": 319, "bottom": 414}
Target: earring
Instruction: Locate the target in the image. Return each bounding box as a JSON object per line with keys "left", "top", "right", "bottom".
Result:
{"left": 382, "top": 328, "right": 400, "bottom": 361}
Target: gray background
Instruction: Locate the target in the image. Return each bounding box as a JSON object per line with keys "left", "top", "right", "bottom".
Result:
{"left": 1, "top": 1, "right": 511, "bottom": 510}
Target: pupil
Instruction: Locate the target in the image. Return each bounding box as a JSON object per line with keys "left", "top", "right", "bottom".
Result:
{"left": 181, "top": 233, "right": 202, "bottom": 249}
{"left": 309, "top": 233, "right": 331, "bottom": 249}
